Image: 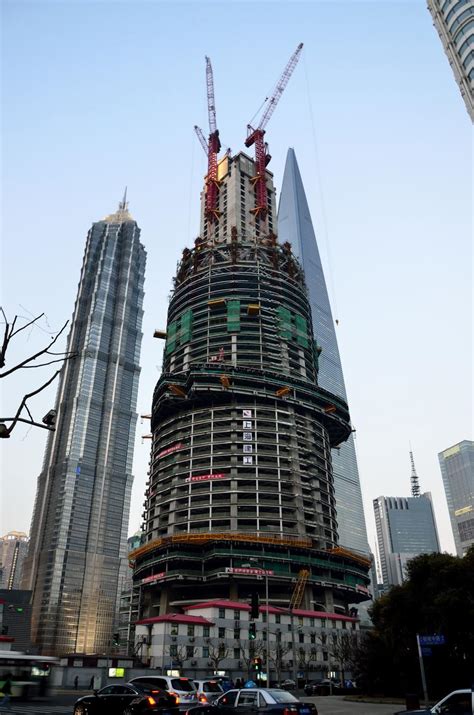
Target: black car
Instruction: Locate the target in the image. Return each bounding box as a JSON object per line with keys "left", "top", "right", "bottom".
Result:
{"left": 188, "top": 688, "right": 318, "bottom": 715}
{"left": 73, "top": 683, "right": 179, "bottom": 715}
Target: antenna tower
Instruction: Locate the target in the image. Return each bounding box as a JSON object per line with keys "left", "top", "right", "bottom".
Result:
{"left": 410, "top": 448, "right": 421, "bottom": 497}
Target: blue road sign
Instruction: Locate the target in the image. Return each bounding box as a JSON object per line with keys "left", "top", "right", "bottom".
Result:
{"left": 419, "top": 634, "right": 445, "bottom": 646}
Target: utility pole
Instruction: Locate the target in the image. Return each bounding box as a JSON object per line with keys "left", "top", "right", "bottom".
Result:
{"left": 416, "top": 634, "right": 429, "bottom": 707}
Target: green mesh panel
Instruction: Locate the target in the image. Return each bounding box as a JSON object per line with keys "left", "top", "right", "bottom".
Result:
{"left": 295, "top": 314, "right": 309, "bottom": 347}
{"left": 227, "top": 300, "right": 241, "bottom": 332}
{"left": 180, "top": 309, "right": 193, "bottom": 344}
{"left": 277, "top": 306, "right": 292, "bottom": 340}
{"left": 166, "top": 320, "right": 178, "bottom": 354}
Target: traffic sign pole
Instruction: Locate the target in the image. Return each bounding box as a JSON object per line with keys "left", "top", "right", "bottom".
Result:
{"left": 416, "top": 634, "right": 429, "bottom": 707}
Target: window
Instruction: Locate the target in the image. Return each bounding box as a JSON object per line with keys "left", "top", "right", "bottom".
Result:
{"left": 170, "top": 624, "right": 178, "bottom": 635}
{"left": 203, "top": 626, "right": 210, "bottom": 638}
{"left": 218, "top": 627, "right": 226, "bottom": 638}
{"left": 275, "top": 614, "right": 281, "bottom": 624}
{"left": 299, "top": 633, "right": 304, "bottom": 643}
{"left": 187, "top": 625, "right": 195, "bottom": 637}
{"left": 237, "top": 692, "right": 258, "bottom": 707}
{"left": 234, "top": 628, "right": 240, "bottom": 640}
{"left": 202, "top": 647, "right": 209, "bottom": 658}
{"left": 186, "top": 645, "right": 194, "bottom": 658}
{"left": 234, "top": 647, "right": 240, "bottom": 659}
{"left": 234, "top": 610, "right": 240, "bottom": 621}
{"left": 218, "top": 608, "right": 225, "bottom": 618}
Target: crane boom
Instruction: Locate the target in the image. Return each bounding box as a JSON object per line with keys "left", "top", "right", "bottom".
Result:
{"left": 205, "top": 56, "right": 217, "bottom": 134}
{"left": 245, "top": 43, "right": 303, "bottom": 220}
{"left": 194, "top": 125, "right": 209, "bottom": 156}
{"left": 258, "top": 42, "right": 303, "bottom": 131}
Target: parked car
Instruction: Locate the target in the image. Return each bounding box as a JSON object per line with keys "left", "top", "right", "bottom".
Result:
{"left": 73, "top": 683, "right": 179, "bottom": 715}
{"left": 394, "top": 689, "right": 474, "bottom": 715}
{"left": 280, "top": 680, "right": 297, "bottom": 691}
{"left": 304, "top": 680, "right": 340, "bottom": 696}
{"left": 207, "top": 676, "right": 234, "bottom": 692}
{"left": 211, "top": 688, "right": 318, "bottom": 715}
{"left": 193, "top": 680, "right": 224, "bottom": 703}
{"left": 129, "top": 677, "right": 198, "bottom": 706}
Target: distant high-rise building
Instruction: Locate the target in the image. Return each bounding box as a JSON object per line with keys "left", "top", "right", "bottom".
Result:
{"left": 278, "top": 148, "right": 370, "bottom": 556}
{"left": 0, "top": 532, "right": 29, "bottom": 590}
{"left": 438, "top": 440, "right": 474, "bottom": 556}
{"left": 22, "top": 195, "right": 146, "bottom": 655}
{"left": 374, "top": 458, "right": 440, "bottom": 589}
{"left": 427, "top": 0, "right": 474, "bottom": 121}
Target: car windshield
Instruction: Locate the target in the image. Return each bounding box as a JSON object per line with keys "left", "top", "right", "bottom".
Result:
{"left": 268, "top": 690, "right": 299, "bottom": 703}
{"left": 203, "top": 682, "right": 222, "bottom": 693}
{"left": 171, "top": 678, "right": 195, "bottom": 692}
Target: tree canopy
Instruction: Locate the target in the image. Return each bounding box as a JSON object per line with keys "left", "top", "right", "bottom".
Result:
{"left": 354, "top": 547, "right": 474, "bottom": 697}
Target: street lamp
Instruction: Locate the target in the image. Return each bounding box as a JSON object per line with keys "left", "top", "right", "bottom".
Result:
{"left": 243, "top": 558, "right": 270, "bottom": 688}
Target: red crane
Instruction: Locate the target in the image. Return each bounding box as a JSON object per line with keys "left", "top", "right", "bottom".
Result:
{"left": 194, "top": 56, "right": 222, "bottom": 224}
{"left": 245, "top": 43, "right": 303, "bottom": 220}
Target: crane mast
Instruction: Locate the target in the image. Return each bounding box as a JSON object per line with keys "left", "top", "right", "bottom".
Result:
{"left": 194, "top": 56, "right": 221, "bottom": 224}
{"left": 245, "top": 43, "right": 303, "bottom": 220}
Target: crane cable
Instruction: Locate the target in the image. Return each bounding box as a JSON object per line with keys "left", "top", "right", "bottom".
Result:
{"left": 302, "top": 50, "right": 340, "bottom": 326}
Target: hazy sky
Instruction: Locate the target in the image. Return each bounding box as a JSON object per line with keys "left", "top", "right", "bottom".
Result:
{"left": 1, "top": 0, "right": 472, "bottom": 561}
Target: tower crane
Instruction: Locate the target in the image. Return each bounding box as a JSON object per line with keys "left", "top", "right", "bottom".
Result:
{"left": 194, "top": 56, "right": 222, "bottom": 223}
{"left": 245, "top": 42, "right": 303, "bottom": 220}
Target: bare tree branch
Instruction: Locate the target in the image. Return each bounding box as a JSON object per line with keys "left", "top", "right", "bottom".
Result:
{"left": 9, "top": 312, "right": 44, "bottom": 339}
{"left": 0, "top": 319, "right": 70, "bottom": 378}
{"left": 2, "top": 369, "right": 61, "bottom": 437}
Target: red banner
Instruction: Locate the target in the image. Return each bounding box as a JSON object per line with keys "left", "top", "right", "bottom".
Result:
{"left": 140, "top": 572, "right": 166, "bottom": 585}
{"left": 225, "top": 567, "right": 274, "bottom": 576}
{"left": 158, "top": 443, "right": 183, "bottom": 458}
{"left": 185, "top": 473, "right": 227, "bottom": 483}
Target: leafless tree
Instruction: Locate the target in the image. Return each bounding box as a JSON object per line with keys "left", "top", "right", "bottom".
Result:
{"left": 296, "top": 645, "right": 319, "bottom": 681}
{"left": 328, "top": 631, "right": 358, "bottom": 684}
{"left": 267, "top": 637, "right": 292, "bottom": 684}
{"left": 165, "top": 643, "right": 196, "bottom": 667}
{"left": 207, "top": 638, "right": 230, "bottom": 671}
{"left": 0, "top": 309, "right": 75, "bottom": 437}
{"left": 239, "top": 639, "right": 266, "bottom": 680}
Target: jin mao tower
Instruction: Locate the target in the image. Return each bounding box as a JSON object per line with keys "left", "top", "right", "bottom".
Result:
{"left": 22, "top": 196, "right": 146, "bottom": 654}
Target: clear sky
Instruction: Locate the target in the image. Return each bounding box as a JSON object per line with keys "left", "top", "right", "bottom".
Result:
{"left": 1, "top": 0, "right": 472, "bottom": 562}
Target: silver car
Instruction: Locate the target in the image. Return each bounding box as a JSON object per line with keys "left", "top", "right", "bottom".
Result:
{"left": 193, "top": 680, "right": 224, "bottom": 703}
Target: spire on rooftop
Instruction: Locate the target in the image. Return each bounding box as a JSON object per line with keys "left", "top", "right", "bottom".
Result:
{"left": 104, "top": 187, "right": 133, "bottom": 222}
{"left": 410, "top": 447, "right": 421, "bottom": 497}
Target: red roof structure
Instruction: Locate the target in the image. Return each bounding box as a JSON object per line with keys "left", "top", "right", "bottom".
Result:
{"left": 183, "top": 599, "right": 251, "bottom": 612}
{"left": 135, "top": 613, "right": 214, "bottom": 626}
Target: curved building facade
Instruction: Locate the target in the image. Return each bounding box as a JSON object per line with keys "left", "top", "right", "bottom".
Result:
{"left": 278, "top": 149, "right": 370, "bottom": 556}
{"left": 427, "top": 0, "right": 474, "bottom": 121}
{"left": 132, "top": 153, "right": 370, "bottom": 623}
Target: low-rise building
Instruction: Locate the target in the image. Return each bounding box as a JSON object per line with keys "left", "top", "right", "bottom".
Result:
{"left": 134, "top": 599, "right": 359, "bottom": 682}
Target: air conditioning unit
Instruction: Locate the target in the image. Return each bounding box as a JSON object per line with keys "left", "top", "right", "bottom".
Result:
{"left": 171, "top": 636, "right": 177, "bottom": 641}
{"left": 191, "top": 660, "right": 197, "bottom": 666}
{"left": 207, "top": 660, "right": 213, "bottom": 667}
{"left": 189, "top": 637, "right": 195, "bottom": 642}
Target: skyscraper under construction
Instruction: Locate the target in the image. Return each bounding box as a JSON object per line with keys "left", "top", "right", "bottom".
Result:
{"left": 131, "top": 148, "right": 371, "bottom": 623}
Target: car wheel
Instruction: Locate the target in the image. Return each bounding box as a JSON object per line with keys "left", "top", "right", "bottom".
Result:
{"left": 74, "top": 706, "right": 87, "bottom": 715}
{"left": 123, "top": 708, "right": 133, "bottom": 715}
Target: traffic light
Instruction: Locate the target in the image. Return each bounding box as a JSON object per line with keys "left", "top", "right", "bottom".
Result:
{"left": 249, "top": 621, "right": 256, "bottom": 640}
{"left": 250, "top": 592, "right": 259, "bottom": 620}
{"left": 252, "top": 657, "right": 262, "bottom": 672}
{"left": 112, "top": 632, "right": 120, "bottom": 647}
